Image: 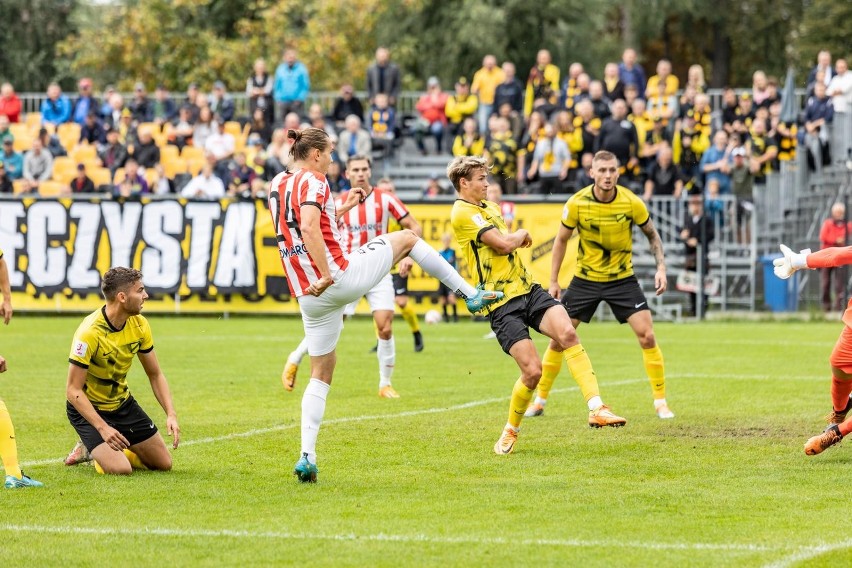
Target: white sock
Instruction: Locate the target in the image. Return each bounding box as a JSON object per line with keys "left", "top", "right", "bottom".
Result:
{"left": 409, "top": 239, "right": 477, "bottom": 298}
{"left": 587, "top": 395, "right": 603, "bottom": 411}
{"left": 301, "top": 378, "right": 330, "bottom": 464}
{"left": 377, "top": 337, "right": 395, "bottom": 388}
{"left": 288, "top": 338, "right": 309, "bottom": 365}
{"left": 534, "top": 396, "right": 547, "bottom": 406}
{"left": 654, "top": 398, "right": 668, "bottom": 409}
{"left": 504, "top": 423, "right": 519, "bottom": 433}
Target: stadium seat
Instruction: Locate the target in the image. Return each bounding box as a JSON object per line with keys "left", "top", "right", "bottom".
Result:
{"left": 38, "top": 180, "right": 66, "bottom": 198}
{"left": 160, "top": 145, "right": 180, "bottom": 162}
{"left": 57, "top": 123, "right": 81, "bottom": 151}
{"left": 88, "top": 166, "right": 112, "bottom": 189}
{"left": 51, "top": 156, "right": 77, "bottom": 184}
{"left": 112, "top": 167, "right": 126, "bottom": 185}
{"left": 181, "top": 145, "right": 205, "bottom": 162}
{"left": 9, "top": 123, "right": 28, "bottom": 140}
{"left": 162, "top": 157, "right": 187, "bottom": 179}
{"left": 224, "top": 121, "right": 242, "bottom": 139}
{"left": 12, "top": 179, "right": 27, "bottom": 195}
{"left": 185, "top": 157, "right": 204, "bottom": 176}
{"left": 70, "top": 145, "right": 97, "bottom": 163}
{"left": 24, "top": 113, "right": 41, "bottom": 132}
{"left": 144, "top": 168, "right": 159, "bottom": 188}
{"left": 13, "top": 135, "right": 32, "bottom": 153}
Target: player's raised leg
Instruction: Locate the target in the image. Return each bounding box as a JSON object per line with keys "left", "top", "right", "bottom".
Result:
{"left": 496, "top": 340, "right": 540, "bottom": 455}
{"left": 282, "top": 338, "right": 309, "bottom": 391}
{"left": 626, "top": 310, "right": 673, "bottom": 419}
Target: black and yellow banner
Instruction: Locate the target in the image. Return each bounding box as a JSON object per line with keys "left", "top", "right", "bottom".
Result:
{"left": 0, "top": 197, "right": 575, "bottom": 314}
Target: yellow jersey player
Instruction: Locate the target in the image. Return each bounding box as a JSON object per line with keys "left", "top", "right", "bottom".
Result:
{"left": 449, "top": 156, "right": 624, "bottom": 456}
{"left": 64, "top": 267, "right": 181, "bottom": 474}
{"left": 528, "top": 150, "right": 674, "bottom": 420}
{"left": 0, "top": 247, "right": 43, "bottom": 488}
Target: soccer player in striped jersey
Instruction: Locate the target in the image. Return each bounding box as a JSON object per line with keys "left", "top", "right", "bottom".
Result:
{"left": 282, "top": 155, "right": 422, "bottom": 398}
{"left": 773, "top": 244, "right": 852, "bottom": 455}
{"left": 269, "top": 128, "right": 502, "bottom": 482}
{"left": 0, "top": 248, "right": 43, "bottom": 488}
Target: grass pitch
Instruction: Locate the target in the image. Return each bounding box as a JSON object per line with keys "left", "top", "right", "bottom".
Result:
{"left": 1, "top": 315, "right": 850, "bottom": 567}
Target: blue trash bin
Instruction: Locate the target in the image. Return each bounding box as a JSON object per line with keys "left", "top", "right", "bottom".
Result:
{"left": 760, "top": 254, "right": 799, "bottom": 312}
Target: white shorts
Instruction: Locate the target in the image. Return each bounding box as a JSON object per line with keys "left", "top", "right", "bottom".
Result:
{"left": 342, "top": 274, "right": 394, "bottom": 316}
{"left": 297, "top": 237, "right": 395, "bottom": 356}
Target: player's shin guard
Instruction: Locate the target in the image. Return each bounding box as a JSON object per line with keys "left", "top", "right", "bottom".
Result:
{"left": 0, "top": 400, "right": 22, "bottom": 479}
{"left": 642, "top": 345, "right": 666, "bottom": 400}
{"left": 564, "top": 344, "right": 600, "bottom": 402}
{"left": 301, "top": 379, "right": 331, "bottom": 464}
{"left": 409, "top": 240, "right": 477, "bottom": 298}
{"left": 377, "top": 337, "right": 395, "bottom": 388}
{"left": 538, "top": 347, "right": 564, "bottom": 402}
{"left": 508, "top": 378, "right": 534, "bottom": 429}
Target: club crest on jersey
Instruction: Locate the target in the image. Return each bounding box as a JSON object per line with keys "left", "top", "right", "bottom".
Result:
{"left": 279, "top": 243, "right": 308, "bottom": 259}
{"left": 73, "top": 340, "right": 87, "bottom": 357}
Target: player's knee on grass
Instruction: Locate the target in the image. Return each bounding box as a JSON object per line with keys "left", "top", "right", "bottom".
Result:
{"left": 92, "top": 446, "right": 133, "bottom": 475}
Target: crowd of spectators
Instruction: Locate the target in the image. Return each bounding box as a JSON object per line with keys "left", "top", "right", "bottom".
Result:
{"left": 0, "top": 46, "right": 849, "bottom": 204}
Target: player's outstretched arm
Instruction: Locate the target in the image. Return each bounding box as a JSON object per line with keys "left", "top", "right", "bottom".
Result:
{"left": 66, "top": 364, "right": 130, "bottom": 451}
{"left": 798, "top": 245, "right": 852, "bottom": 270}
{"left": 335, "top": 187, "right": 366, "bottom": 220}
{"left": 640, "top": 219, "right": 667, "bottom": 295}
{"left": 549, "top": 224, "right": 574, "bottom": 299}
{"left": 138, "top": 350, "right": 180, "bottom": 449}
{"left": 300, "top": 204, "right": 334, "bottom": 296}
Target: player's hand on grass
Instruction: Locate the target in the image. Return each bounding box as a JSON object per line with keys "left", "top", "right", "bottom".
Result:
{"left": 654, "top": 269, "right": 668, "bottom": 295}
{"left": 548, "top": 282, "right": 562, "bottom": 300}
{"left": 167, "top": 415, "right": 180, "bottom": 449}
{"left": 99, "top": 425, "right": 130, "bottom": 451}
{"left": 398, "top": 257, "right": 414, "bottom": 277}
{"left": 773, "top": 244, "right": 810, "bottom": 279}
{"left": 306, "top": 275, "right": 334, "bottom": 297}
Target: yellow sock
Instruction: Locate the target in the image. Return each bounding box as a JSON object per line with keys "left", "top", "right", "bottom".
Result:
{"left": 563, "top": 344, "right": 600, "bottom": 402}
{"left": 537, "top": 348, "right": 563, "bottom": 400}
{"left": 0, "top": 399, "right": 22, "bottom": 479}
{"left": 94, "top": 460, "right": 105, "bottom": 474}
{"left": 398, "top": 302, "right": 420, "bottom": 333}
{"left": 642, "top": 345, "right": 666, "bottom": 400}
{"left": 508, "top": 378, "right": 534, "bottom": 429}
{"left": 123, "top": 449, "right": 148, "bottom": 470}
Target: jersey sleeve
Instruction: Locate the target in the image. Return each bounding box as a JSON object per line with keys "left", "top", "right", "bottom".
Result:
{"left": 300, "top": 173, "right": 329, "bottom": 209}
{"left": 138, "top": 316, "right": 154, "bottom": 353}
{"left": 807, "top": 246, "right": 852, "bottom": 269}
{"left": 561, "top": 196, "right": 577, "bottom": 229}
{"left": 451, "top": 203, "right": 490, "bottom": 248}
{"left": 69, "top": 326, "right": 98, "bottom": 369}
{"left": 385, "top": 192, "right": 410, "bottom": 222}
{"left": 631, "top": 191, "right": 651, "bottom": 226}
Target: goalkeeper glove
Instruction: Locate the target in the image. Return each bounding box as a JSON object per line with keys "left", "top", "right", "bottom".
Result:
{"left": 772, "top": 243, "right": 810, "bottom": 279}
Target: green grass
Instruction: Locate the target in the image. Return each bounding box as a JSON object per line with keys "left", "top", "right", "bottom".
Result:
{"left": 1, "top": 315, "right": 851, "bottom": 566}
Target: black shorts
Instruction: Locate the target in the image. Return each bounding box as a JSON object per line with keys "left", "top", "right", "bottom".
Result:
{"left": 437, "top": 282, "right": 454, "bottom": 298}
{"left": 67, "top": 395, "right": 159, "bottom": 452}
{"left": 562, "top": 275, "right": 649, "bottom": 324}
{"left": 490, "top": 284, "right": 563, "bottom": 354}
{"left": 392, "top": 274, "right": 408, "bottom": 296}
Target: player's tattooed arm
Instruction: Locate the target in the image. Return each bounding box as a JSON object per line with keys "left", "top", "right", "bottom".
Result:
{"left": 641, "top": 218, "right": 666, "bottom": 271}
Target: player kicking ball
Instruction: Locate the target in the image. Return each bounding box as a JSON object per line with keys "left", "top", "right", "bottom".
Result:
{"left": 773, "top": 243, "right": 852, "bottom": 455}
{"left": 449, "top": 156, "right": 622, "bottom": 456}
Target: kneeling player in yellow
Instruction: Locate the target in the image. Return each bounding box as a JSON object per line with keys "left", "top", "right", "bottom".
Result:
{"left": 65, "top": 267, "right": 180, "bottom": 475}
{"left": 449, "top": 156, "right": 625, "bottom": 456}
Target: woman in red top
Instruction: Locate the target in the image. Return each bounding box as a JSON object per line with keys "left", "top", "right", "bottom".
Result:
{"left": 0, "top": 83, "right": 22, "bottom": 123}
{"left": 414, "top": 77, "right": 448, "bottom": 154}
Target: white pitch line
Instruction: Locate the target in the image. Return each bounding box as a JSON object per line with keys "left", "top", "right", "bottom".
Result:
{"left": 763, "top": 539, "right": 852, "bottom": 568}
{"left": 0, "top": 523, "right": 781, "bottom": 553}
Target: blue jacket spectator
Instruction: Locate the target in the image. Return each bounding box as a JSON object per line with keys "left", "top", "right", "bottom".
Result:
{"left": 273, "top": 49, "right": 310, "bottom": 116}
{"left": 699, "top": 131, "right": 733, "bottom": 195}
{"left": 210, "top": 81, "right": 235, "bottom": 122}
{"left": 0, "top": 140, "right": 24, "bottom": 180}
{"left": 41, "top": 83, "right": 72, "bottom": 126}
{"left": 71, "top": 78, "right": 99, "bottom": 125}
{"left": 618, "top": 48, "right": 647, "bottom": 94}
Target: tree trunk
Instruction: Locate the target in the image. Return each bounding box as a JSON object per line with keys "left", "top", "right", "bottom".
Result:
{"left": 710, "top": 20, "right": 731, "bottom": 88}
{"left": 621, "top": 1, "right": 634, "bottom": 49}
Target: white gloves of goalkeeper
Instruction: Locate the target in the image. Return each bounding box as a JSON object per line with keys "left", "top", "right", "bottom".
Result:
{"left": 773, "top": 244, "right": 811, "bottom": 279}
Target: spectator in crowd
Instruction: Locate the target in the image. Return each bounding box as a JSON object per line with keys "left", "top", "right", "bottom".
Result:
{"left": 452, "top": 117, "right": 484, "bottom": 157}
{"left": 128, "top": 127, "right": 160, "bottom": 170}
{"left": 731, "top": 93, "right": 756, "bottom": 137}
{"left": 307, "top": 103, "right": 337, "bottom": 141}
{"left": 603, "top": 62, "right": 625, "bottom": 102}
{"left": 103, "top": 93, "right": 125, "bottom": 133}
{"left": 562, "top": 62, "right": 585, "bottom": 112}
{"left": 497, "top": 101, "right": 523, "bottom": 142}
{"left": 748, "top": 118, "right": 778, "bottom": 185}
{"left": 331, "top": 84, "right": 364, "bottom": 130}
{"left": 193, "top": 106, "right": 216, "bottom": 151}
{"left": 366, "top": 47, "right": 401, "bottom": 108}
{"left": 368, "top": 93, "right": 395, "bottom": 158}
{"left": 247, "top": 58, "right": 274, "bottom": 125}
{"left": 0, "top": 83, "right": 22, "bottom": 123}
{"left": 205, "top": 119, "right": 236, "bottom": 172}
{"left": 679, "top": 85, "right": 698, "bottom": 118}
{"left": 587, "top": 80, "right": 612, "bottom": 120}
{"left": 700, "top": 130, "right": 733, "bottom": 195}
{"left": 414, "top": 77, "right": 448, "bottom": 154}
{"left": 0, "top": 164, "right": 12, "bottom": 194}
{"left": 0, "top": 115, "right": 12, "bottom": 146}
{"left": 721, "top": 87, "right": 739, "bottom": 132}
{"left": 690, "top": 93, "right": 713, "bottom": 137}
{"left": 819, "top": 202, "right": 852, "bottom": 312}
{"left": 640, "top": 116, "right": 671, "bottom": 165}
{"left": 273, "top": 48, "right": 310, "bottom": 119}
{"left": 181, "top": 161, "right": 225, "bottom": 199}
{"left": 248, "top": 107, "right": 273, "bottom": 148}
{"left": 730, "top": 146, "right": 754, "bottom": 244}
{"left": 596, "top": 99, "right": 638, "bottom": 180}
{"left": 337, "top": 114, "right": 372, "bottom": 166}
{"left": 573, "top": 99, "right": 601, "bottom": 160}
{"left": 751, "top": 71, "right": 772, "bottom": 107}
{"left": 629, "top": 98, "right": 652, "bottom": 158}
{"left": 71, "top": 78, "right": 98, "bottom": 126}
{"left": 422, "top": 174, "right": 448, "bottom": 198}
{"left": 325, "top": 160, "right": 350, "bottom": 194}
{"left": 115, "top": 158, "right": 148, "bottom": 198}
{"left": 679, "top": 193, "right": 714, "bottom": 317}
{"left": 0, "top": 139, "right": 23, "bottom": 180}
{"left": 79, "top": 111, "right": 106, "bottom": 146}
{"left": 225, "top": 152, "right": 257, "bottom": 198}
{"left": 445, "top": 77, "right": 478, "bottom": 140}
{"left": 770, "top": 100, "right": 797, "bottom": 163}
{"left": 569, "top": 72, "right": 592, "bottom": 111}
{"left": 618, "top": 48, "right": 647, "bottom": 94}
{"left": 484, "top": 116, "right": 518, "bottom": 194}
{"left": 471, "top": 54, "right": 505, "bottom": 134}
{"left": 493, "top": 62, "right": 524, "bottom": 116}
{"left": 151, "top": 85, "right": 177, "bottom": 129}
{"left": 41, "top": 83, "right": 71, "bottom": 127}
{"left": 22, "top": 138, "right": 53, "bottom": 193}
{"left": 646, "top": 80, "right": 678, "bottom": 128}
{"left": 686, "top": 64, "right": 706, "bottom": 93}
{"left": 626, "top": 83, "right": 643, "bottom": 111}
{"left": 115, "top": 108, "right": 137, "bottom": 147}
{"left": 644, "top": 144, "right": 683, "bottom": 202}
{"left": 575, "top": 152, "right": 594, "bottom": 189}
{"left": 827, "top": 58, "right": 852, "bottom": 160}
{"left": 554, "top": 110, "right": 581, "bottom": 173}
{"left": 98, "top": 128, "right": 127, "bottom": 175}
{"left": 265, "top": 128, "right": 290, "bottom": 174}
{"left": 210, "top": 81, "right": 235, "bottom": 123}
{"left": 169, "top": 105, "right": 194, "bottom": 150}
{"left": 803, "top": 81, "right": 834, "bottom": 170}
{"left": 183, "top": 83, "right": 201, "bottom": 122}
{"left": 99, "top": 85, "right": 116, "bottom": 120}
{"left": 673, "top": 115, "right": 709, "bottom": 183}
{"left": 128, "top": 83, "right": 152, "bottom": 123}
{"left": 517, "top": 110, "right": 546, "bottom": 188}
{"left": 646, "top": 59, "right": 679, "bottom": 98}
{"left": 69, "top": 163, "right": 96, "bottom": 194}
{"left": 525, "top": 49, "right": 560, "bottom": 117}
{"left": 807, "top": 50, "right": 834, "bottom": 95}
{"left": 38, "top": 127, "right": 66, "bottom": 158}
{"left": 528, "top": 123, "right": 570, "bottom": 194}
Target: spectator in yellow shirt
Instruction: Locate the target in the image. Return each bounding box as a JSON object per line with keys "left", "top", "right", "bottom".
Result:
{"left": 645, "top": 59, "right": 679, "bottom": 98}
{"left": 471, "top": 55, "right": 505, "bottom": 135}
{"left": 525, "top": 49, "right": 560, "bottom": 118}
{"left": 445, "top": 77, "right": 479, "bottom": 139}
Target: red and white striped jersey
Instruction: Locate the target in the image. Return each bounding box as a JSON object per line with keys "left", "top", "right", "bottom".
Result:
{"left": 267, "top": 168, "right": 349, "bottom": 297}
{"left": 336, "top": 187, "right": 410, "bottom": 253}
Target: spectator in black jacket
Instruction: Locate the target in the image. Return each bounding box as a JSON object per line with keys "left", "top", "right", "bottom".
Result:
{"left": 595, "top": 99, "right": 638, "bottom": 177}
{"left": 128, "top": 128, "right": 160, "bottom": 170}
{"left": 80, "top": 112, "right": 106, "bottom": 146}
{"left": 210, "top": 81, "right": 235, "bottom": 123}
{"left": 680, "top": 194, "right": 715, "bottom": 317}
{"left": 493, "top": 62, "right": 524, "bottom": 115}
{"left": 151, "top": 85, "right": 177, "bottom": 130}
{"left": 128, "top": 83, "right": 152, "bottom": 123}
{"left": 69, "top": 163, "right": 96, "bottom": 194}
{"left": 366, "top": 47, "right": 401, "bottom": 107}
{"left": 0, "top": 164, "right": 12, "bottom": 194}
{"left": 332, "top": 84, "right": 364, "bottom": 130}
{"left": 98, "top": 129, "right": 128, "bottom": 175}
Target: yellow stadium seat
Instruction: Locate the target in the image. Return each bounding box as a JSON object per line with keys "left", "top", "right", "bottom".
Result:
{"left": 160, "top": 145, "right": 180, "bottom": 162}
{"left": 9, "top": 123, "right": 28, "bottom": 139}
{"left": 57, "top": 122, "right": 81, "bottom": 141}
{"left": 112, "top": 167, "right": 126, "bottom": 185}
{"left": 51, "top": 156, "right": 77, "bottom": 184}
{"left": 12, "top": 179, "right": 28, "bottom": 195}
{"left": 39, "top": 180, "right": 66, "bottom": 198}
{"left": 162, "top": 157, "right": 187, "bottom": 179}
{"left": 144, "top": 168, "right": 159, "bottom": 188}
{"left": 70, "top": 145, "right": 97, "bottom": 163}
{"left": 224, "top": 121, "right": 242, "bottom": 139}
{"left": 181, "top": 145, "right": 205, "bottom": 162}
{"left": 25, "top": 113, "right": 41, "bottom": 132}
{"left": 13, "top": 136, "right": 32, "bottom": 153}
{"left": 185, "top": 157, "right": 204, "bottom": 176}
{"left": 88, "top": 167, "right": 112, "bottom": 189}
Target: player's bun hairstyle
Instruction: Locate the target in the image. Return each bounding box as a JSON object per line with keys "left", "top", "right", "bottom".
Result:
{"left": 446, "top": 156, "right": 489, "bottom": 190}
{"left": 288, "top": 127, "right": 329, "bottom": 162}
{"left": 102, "top": 267, "right": 143, "bottom": 300}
